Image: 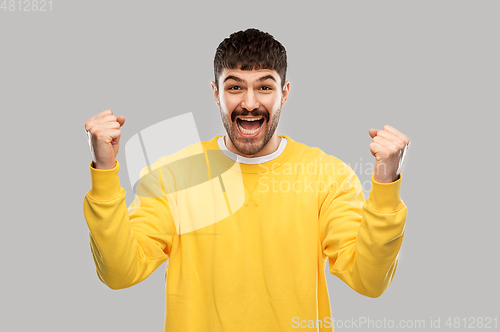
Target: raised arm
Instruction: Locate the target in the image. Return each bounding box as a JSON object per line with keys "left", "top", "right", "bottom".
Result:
{"left": 320, "top": 168, "right": 407, "bottom": 298}
{"left": 83, "top": 110, "right": 176, "bottom": 289}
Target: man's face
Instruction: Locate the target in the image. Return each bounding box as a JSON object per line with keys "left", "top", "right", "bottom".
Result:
{"left": 211, "top": 67, "right": 290, "bottom": 156}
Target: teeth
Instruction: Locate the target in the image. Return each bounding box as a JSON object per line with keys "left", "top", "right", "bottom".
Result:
{"left": 238, "top": 117, "right": 262, "bottom": 121}
{"left": 238, "top": 123, "right": 262, "bottom": 135}
{"left": 236, "top": 117, "right": 264, "bottom": 135}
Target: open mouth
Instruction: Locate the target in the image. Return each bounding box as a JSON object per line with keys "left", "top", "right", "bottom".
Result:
{"left": 236, "top": 117, "right": 265, "bottom": 136}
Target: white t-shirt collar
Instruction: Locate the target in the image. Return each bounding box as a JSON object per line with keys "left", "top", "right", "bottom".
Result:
{"left": 217, "top": 136, "right": 287, "bottom": 165}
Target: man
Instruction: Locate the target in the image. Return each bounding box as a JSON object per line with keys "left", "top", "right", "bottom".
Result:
{"left": 84, "top": 28, "right": 409, "bottom": 331}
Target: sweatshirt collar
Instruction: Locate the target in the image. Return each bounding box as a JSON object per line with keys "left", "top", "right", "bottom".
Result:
{"left": 206, "top": 134, "right": 296, "bottom": 174}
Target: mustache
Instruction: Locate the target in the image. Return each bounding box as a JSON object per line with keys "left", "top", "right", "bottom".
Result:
{"left": 231, "top": 109, "right": 269, "bottom": 122}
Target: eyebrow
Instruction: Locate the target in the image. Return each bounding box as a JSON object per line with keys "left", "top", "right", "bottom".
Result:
{"left": 223, "top": 74, "right": 276, "bottom": 84}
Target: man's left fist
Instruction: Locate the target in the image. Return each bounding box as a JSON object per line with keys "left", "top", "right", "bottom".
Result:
{"left": 368, "top": 125, "right": 410, "bottom": 183}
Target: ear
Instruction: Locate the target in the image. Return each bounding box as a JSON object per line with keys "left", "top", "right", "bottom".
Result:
{"left": 211, "top": 81, "right": 220, "bottom": 107}
{"left": 281, "top": 80, "right": 290, "bottom": 107}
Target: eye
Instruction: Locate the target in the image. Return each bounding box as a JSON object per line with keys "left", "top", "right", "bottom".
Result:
{"left": 228, "top": 86, "right": 240, "bottom": 90}
{"left": 261, "top": 86, "right": 272, "bottom": 91}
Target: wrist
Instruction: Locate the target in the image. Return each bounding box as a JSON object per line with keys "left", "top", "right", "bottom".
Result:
{"left": 92, "top": 160, "right": 117, "bottom": 170}
{"left": 373, "top": 173, "right": 400, "bottom": 183}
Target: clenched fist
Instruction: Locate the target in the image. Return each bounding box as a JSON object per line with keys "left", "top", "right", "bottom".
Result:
{"left": 84, "top": 109, "right": 126, "bottom": 169}
{"left": 369, "top": 125, "right": 410, "bottom": 183}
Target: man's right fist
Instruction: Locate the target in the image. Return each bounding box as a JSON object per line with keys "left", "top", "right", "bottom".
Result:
{"left": 85, "top": 109, "right": 126, "bottom": 169}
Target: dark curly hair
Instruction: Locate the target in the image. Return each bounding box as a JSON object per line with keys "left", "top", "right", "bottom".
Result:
{"left": 213, "top": 28, "right": 287, "bottom": 91}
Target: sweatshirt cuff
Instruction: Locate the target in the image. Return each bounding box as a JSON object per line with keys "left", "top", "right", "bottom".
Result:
{"left": 88, "top": 160, "right": 124, "bottom": 200}
{"left": 366, "top": 173, "right": 405, "bottom": 212}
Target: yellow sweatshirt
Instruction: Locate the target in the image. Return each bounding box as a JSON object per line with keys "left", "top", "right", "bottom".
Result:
{"left": 83, "top": 134, "right": 406, "bottom": 332}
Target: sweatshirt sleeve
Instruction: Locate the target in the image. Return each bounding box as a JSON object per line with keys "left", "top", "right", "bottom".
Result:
{"left": 83, "top": 160, "right": 177, "bottom": 290}
{"left": 320, "top": 167, "right": 407, "bottom": 298}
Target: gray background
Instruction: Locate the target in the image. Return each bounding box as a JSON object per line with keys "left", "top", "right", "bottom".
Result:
{"left": 1, "top": 0, "right": 498, "bottom": 331}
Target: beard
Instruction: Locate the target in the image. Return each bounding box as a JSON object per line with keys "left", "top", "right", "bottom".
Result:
{"left": 219, "top": 106, "right": 282, "bottom": 156}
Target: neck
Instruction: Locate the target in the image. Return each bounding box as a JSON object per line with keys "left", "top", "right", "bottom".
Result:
{"left": 224, "top": 134, "right": 281, "bottom": 158}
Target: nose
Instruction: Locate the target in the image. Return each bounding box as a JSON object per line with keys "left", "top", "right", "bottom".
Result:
{"left": 241, "top": 88, "right": 259, "bottom": 111}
